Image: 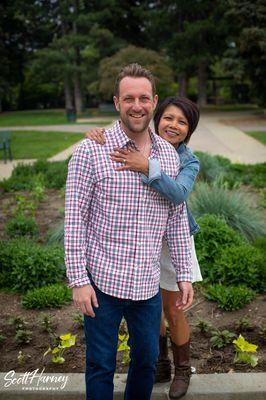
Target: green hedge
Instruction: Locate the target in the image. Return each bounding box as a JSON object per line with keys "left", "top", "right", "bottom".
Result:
{"left": 0, "top": 240, "right": 65, "bottom": 293}
{"left": 22, "top": 284, "right": 72, "bottom": 309}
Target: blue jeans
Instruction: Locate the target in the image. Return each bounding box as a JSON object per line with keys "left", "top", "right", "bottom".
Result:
{"left": 84, "top": 281, "right": 161, "bottom": 400}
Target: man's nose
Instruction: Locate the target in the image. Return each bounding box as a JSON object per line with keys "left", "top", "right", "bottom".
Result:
{"left": 132, "top": 99, "right": 142, "bottom": 111}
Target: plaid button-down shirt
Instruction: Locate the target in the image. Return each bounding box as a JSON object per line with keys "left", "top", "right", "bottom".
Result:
{"left": 65, "top": 121, "right": 192, "bottom": 300}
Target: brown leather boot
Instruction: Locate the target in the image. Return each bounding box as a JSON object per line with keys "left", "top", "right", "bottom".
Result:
{"left": 169, "top": 340, "right": 192, "bottom": 399}
{"left": 154, "top": 335, "right": 171, "bottom": 383}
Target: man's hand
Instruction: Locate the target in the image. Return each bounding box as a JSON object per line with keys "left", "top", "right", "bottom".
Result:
{"left": 73, "top": 285, "right": 99, "bottom": 317}
{"left": 85, "top": 128, "right": 106, "bottom": 144}
{"left": 176, "top": 282, "right": 194, "bottom": 311}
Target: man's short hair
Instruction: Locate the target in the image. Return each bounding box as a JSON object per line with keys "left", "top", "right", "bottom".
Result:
{"left": 114, "top": 63, "right": 156, "bottom": 97}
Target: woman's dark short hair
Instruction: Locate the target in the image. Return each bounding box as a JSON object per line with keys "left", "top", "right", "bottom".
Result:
{"left": 154, "top": 96, "right": 200, "bottom": 144}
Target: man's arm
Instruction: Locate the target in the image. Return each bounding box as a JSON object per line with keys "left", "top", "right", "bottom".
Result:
{"left": 164, "top": 202, "right": 193, "bottom": 310}
{"left": 65, "top": 140, "right": 98, "bottom": 316}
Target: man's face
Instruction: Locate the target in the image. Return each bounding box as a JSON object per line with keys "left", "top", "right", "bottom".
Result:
{"left": 113, "top": 77, "right": 158, "bottom": 135}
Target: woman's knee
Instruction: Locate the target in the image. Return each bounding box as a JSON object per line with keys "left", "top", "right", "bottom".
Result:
{"left": 164, "top": 306, "right": 185, "bottom": 328}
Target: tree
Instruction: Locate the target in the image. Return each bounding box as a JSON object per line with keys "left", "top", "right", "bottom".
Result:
{"left": 97, "top": 45, "right": 175, "bottom": 101}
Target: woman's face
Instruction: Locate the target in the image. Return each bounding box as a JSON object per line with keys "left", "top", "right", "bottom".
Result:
{"left": 158, "top": 105, "right": 189, "bottom": 147}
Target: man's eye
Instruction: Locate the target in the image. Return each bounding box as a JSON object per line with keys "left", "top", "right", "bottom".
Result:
{"left": 124, "top": 98, "right": 134, "bottom": 102}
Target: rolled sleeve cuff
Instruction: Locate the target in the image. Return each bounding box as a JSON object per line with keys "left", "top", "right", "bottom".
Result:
{"left": 175, "top": 264, "right": 193, "bottom": 283}
{"left": 68, "top": 274, "right": 91, "bottom": 288}
{"left": 141, "top": 158, "right": 161, "bottom": 184}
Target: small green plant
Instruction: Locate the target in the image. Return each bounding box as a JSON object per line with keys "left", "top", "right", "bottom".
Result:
{"left": 210, "top": 329, "right": 236, "bottom": 348}
{"left": 39, "top": 313, "right": 56, "bottom": 335}
{"left": 9, "top": 316, "right": 27, "bottom": 331}
{"left": 12, "top": 194, "right": 37, "bottom": 217}
{"left": 17, "top": 350, "right": 25, "bottom": 365}
{"left": 46, "top": 221, "right": 64, "bottom": 246}
{"left": 196, "top": 319, "right": 212, "bottom": 334}
{"left": 14, "top": 329, "right": 33, "bottom": 344}
{"left": 233, "top": 334, "right": 258, "bottom": 367}
{"left": 235, "top": 316, "right": 253, "bottom": 332}
{"left": 118, "top": 333, "right": 130, "bottom": 365}
{"left": 44, "top": 333, "right": 76, "bottom": 364}
{"left": 204, "top": 284, "right": 257, "bottom": 311}
{"left": 5, "top": 215, "right": 39, "bottom": 239}
{"left": 259, "top": 325, "right": 266, "bottom": 341}
{"left": 73, "top": 313, "right": 84, "bottom": 329}
{"left": 22, "top": 284, "right": 72, "bottom": 309}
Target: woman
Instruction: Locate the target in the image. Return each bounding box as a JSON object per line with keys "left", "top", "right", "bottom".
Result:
{"left": 86, "top": 97, "right": 202, "bottom": 400}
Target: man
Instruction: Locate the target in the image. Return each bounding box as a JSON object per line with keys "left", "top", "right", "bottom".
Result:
{"left": 64, "top": 63, "right": 193, "bottom": 400}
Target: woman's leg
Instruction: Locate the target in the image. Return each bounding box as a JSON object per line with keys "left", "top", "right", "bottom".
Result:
{"left": 161, "top": 289, "right": 191, "bottom": 399}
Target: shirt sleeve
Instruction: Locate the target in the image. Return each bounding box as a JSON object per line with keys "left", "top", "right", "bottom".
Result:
{"left": 164, "top": 202, "right": 193, "bottom": 282}
{"left": 64, "top": 141, "right": 94, "bottom": 288}
{"left": 142, "top": 155, "right": 200, "bottom": 205}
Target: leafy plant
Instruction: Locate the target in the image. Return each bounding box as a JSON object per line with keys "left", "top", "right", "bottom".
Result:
{"left": 5, "top": 215, "right": 39, "bottom": 239}
{"left": 195, "top": 151, "right": 228, "bottom": 183}
{"left": 235, "top": 317, "right": 253, "bottom": 332}
{"left": 39, "top": 313, "right": 56, "bottom": 334}
{"left": 210, "top": 329, "right": 236, "bottom": 348}
{"left": 44, "top": 333, "right": 76, "bottom": 364}
{"left": 212, "top": 245, "right": 265, "bottom": 292}
{"left": 196, "top": 319, "right": 212, "bottom": 334}
{"left": 189, "top": 182, "right": 266, "bottom": 241}
{"left": 118, "top": 333, "right": 130, "bottom": 365}
{"left": 233, "top": 334, "right": 258, "bottom": 367}
{"left": 12, "top": 194, "right": 37, "bottom": 217}
{"left": 9, "top": 316, "right": 27, "bottom": 331}
{"left": 204, "top": 284, "right": 257, "bottom": 311}
{"left": 14, "top": 329, "right": 33, "bottom": 344}
{"left": 22, "top": 284, "right": 72, "bottom": 309}
{"left": 0, "top": 240, "right": 65, "bottom": 293}
{"left": 194, "top": 214, "right": 244, "bottom": 280}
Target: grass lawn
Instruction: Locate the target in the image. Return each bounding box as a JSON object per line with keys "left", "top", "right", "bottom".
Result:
{"left": 8, "top": 131, "right": 84, "bottom": 159}
{"left": 245, "top": 131, "right": 266, "bottom": 145}
{"left": 0, "top": 110, "right": 113, "bottom": 127}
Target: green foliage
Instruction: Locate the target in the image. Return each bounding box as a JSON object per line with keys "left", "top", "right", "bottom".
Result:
{"left": 195, "top": 152, "right": 228, "bottom": 183}
{"left": 210, "top": 329, "right": 236, "bottom": 348}
{"left": 194, "top": 214, "right": 244, "bottom": 280}
{"left": 14, "top": 329, "right": 33, "bottom": 344}
{"left": 9, "top": 316, "right": 27, "bottom": 331}
{"left": 5, "top": 215, "right": 39, "bottom": 239}
{"left": 0, "top": 240, "right": 65, "bottom": 293}
{"left": 22, "top": 284, "right": 71, "bottom": 309}
{"left": 46, "top": 221, "right": 64, "bottom": 246}
{"left": 233, "top": 334, "right": 258, "bottom": 367}
{"left": 39, "top": 313, "right": 56, "bottom": 335}
{"left": 73, "top": 313, "right": 84, "bottom": 329}
{"left": 228, "top": 163, "right": 266, "bottom": 189}
{"left": 0, "top": 159, "right": 68, "bottom": 191}
{"left": 235, "top": 316, "right": 253, "bottom": 332}
{"left": 212, "top": 245, "right": 265, "bottom": 292}
{"left": 204, "top": 284, "right": 256, "bottom": 311}
{"left": 190, "top": 182, "right": 266, "bottom": 241}
{"left": 196, "top": 319, "right": 213, "bottom": 334}
{"left": 44, "top": 333, "right": 76, "bottom": 364}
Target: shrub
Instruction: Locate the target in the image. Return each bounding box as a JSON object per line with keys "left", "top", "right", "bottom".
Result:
{"left": 22, "top": 284, "right": 72, "bottom": 309}
{"left": 0, "top": 159, "right": 68, "bottom": 191}
{"left": 212, "top": 245, "right": 265, "bottom": 292}
{"left": 204, "top": 284, "right": 257, "bottom": 311}
{"left": 189, "top": 182, "right": 266, "bottom": 241}
{"left": 194, "top": 214, "right": 244, "bottom": 280}
{"left": 229, "top": 163, "right": 266, "bottom": 189}
{"left": 195, "top": 152, "right": 228, "bottom": 183}
{"left": 0, "top": 240, "right": 65, "bottom": 292}
{"left": 46, "top": 220, "right": 64, "bottom": 246}
{"left": 210, "top": 329, "right": 236, "bottom": 348}
{"left": 5, "top": 215, "right": 39, "bottom": 239}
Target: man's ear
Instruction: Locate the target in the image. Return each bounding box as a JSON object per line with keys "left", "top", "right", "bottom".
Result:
{"left": 113, "top": 96, "right": 120, "bottom": 112}
{"left": 153, "top": 94, "right": 158, "bottom": 110}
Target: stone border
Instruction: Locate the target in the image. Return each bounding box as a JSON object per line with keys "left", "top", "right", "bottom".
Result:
{"left": 0, "top": 372, "right": 265, "bottom": 399}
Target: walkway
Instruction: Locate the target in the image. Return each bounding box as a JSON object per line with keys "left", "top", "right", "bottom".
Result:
{"left": 0, "top": 112, "right": 265, "bottom": 180}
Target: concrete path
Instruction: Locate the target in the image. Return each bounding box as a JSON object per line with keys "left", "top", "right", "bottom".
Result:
{"left": 0, "top": 113, "right": 265, "bottom": 181}
{"left": 1, "top": 372, "right": 265, "bottom": 399}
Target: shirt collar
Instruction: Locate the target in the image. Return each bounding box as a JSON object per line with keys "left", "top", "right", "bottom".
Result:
{"left": 112, "top": 120, "right": 160, "bottom": 154}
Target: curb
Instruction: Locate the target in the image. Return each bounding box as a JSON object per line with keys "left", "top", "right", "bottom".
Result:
{"left": 1, "top": 372, "right": 266, "bottom": 399}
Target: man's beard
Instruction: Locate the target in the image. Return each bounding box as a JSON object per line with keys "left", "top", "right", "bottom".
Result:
{"left": 120, "top": 113, "right": 151, "bottom": 134}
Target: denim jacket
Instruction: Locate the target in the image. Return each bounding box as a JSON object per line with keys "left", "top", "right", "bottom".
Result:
{"left": 141, "top": 143, "right": 200, "bottom": 235}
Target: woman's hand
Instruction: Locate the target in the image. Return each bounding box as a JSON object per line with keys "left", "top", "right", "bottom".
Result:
{"left": 85, "top": 127, "right": 106, "bottom": 144}
{"left": 110, "top": 147, "right": 149, "bottom": 175}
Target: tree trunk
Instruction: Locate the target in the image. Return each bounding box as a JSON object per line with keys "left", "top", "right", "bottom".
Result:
{"left": 64, "top": 76, "right": 73, "bottom": 110}
{"left": 197, "top": 61, "right": 208, "bottom": 107}
{"left": 178, "top": 73, "right": 188, "bottom": 97}
{"left": 73, "top": 68, "right": 83, "bottom": 114}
